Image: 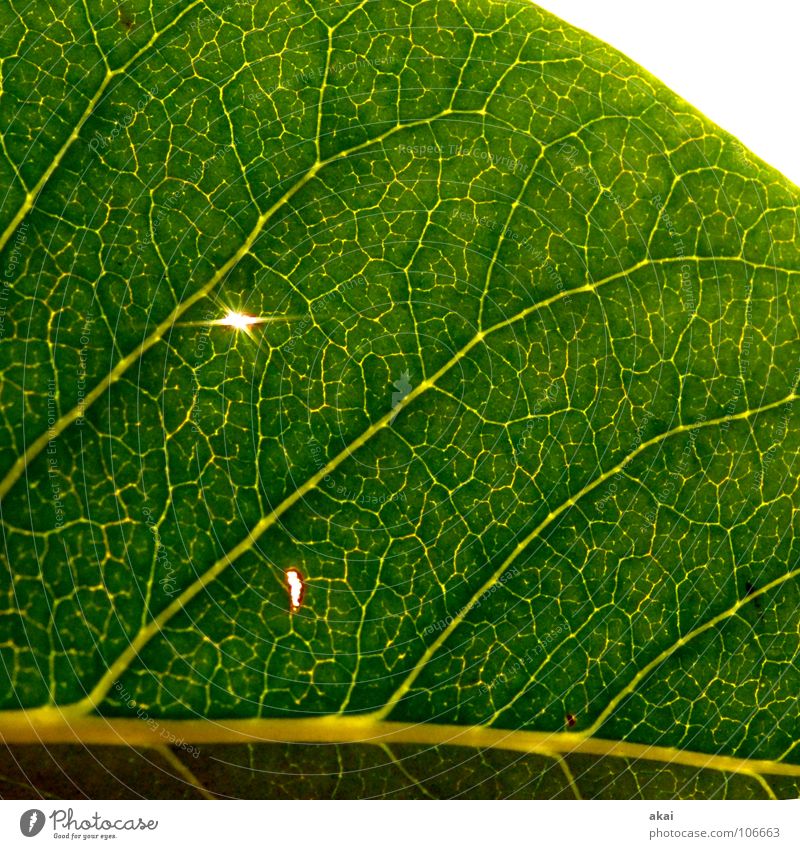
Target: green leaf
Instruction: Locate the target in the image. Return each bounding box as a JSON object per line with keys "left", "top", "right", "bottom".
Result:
{"left": 1, "top": 0, "right": 799, "bottom": 799}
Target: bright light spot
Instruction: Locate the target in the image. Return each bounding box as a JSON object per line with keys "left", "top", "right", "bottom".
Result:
{"left": 217, "top": 311, "right": 263, "bottom": 330}
{"left": 286, "top": 568, "right": 305, "bottom": 611}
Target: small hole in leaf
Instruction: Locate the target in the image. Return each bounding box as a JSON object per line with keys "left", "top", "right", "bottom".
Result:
{"left": 565, "top": 713, "right": 576, "bottom": 728}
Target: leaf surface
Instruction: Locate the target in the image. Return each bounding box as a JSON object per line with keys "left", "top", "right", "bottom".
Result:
{"left": 1, "top": 0, "right": 799, "bottom": 799}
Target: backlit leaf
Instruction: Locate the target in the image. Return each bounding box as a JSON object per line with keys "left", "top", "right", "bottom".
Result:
{"left": 1, "top": 0, "right": 799, "bottom": 799}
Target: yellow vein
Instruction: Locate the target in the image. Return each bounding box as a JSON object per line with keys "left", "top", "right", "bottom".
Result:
{"left": 554, "top": 755, "right": 582, "bottom": 800}
{"left": 374, "top": 390, "right": 800, "bottom": 722}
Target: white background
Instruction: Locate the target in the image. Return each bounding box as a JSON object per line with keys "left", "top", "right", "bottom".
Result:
{"left": 538, "top": 1, "right": 800, "bottom": 186}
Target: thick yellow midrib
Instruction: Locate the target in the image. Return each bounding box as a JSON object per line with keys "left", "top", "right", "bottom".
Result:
{"left": 0, "top": 711, "right": 798, "bottom": 783}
